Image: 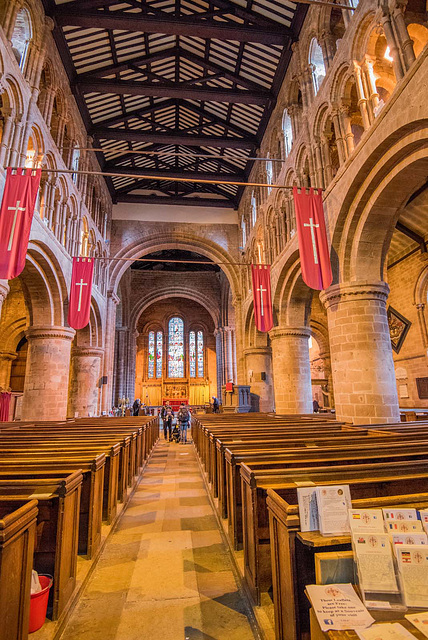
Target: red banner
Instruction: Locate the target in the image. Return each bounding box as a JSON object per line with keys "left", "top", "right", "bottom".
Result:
{"left": 0, "top": 167, "right": 41, "bottom": 280}
{"left": 67, "top": 258, "right": 94, "bottom": 330}
{"left": 293, "top": 187, "right": 333, "bottom": 290}
{"left": 251, "top": 264, "right": 274, "bottom": 333}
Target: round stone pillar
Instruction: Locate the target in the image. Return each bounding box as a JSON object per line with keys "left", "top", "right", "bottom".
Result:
{"left": 320, "top": 281, "right": 400, "bottom": 424}
{"left": 0, "top": 351, "right": 17, "bottom": 388}
{"left": 0, "top": 280, "right": 10, "bottom": 319}
{"left": 269, "top": 327, "right": 312, "bottom": 414}
{"left": 21, "top": 326, "right": 75, "bottom": 421}
{"left": 68, "top": 347, "right": 104, "bottom": 418}
{"left": 244, "top": 347, "right": 274, "bottom": 412}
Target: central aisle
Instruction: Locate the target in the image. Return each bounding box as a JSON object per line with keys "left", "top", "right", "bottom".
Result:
{"left": 60, "top": 439, "right": 258, "bottom": 640}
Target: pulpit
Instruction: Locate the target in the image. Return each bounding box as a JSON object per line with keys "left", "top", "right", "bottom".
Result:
{"left": 222, "top": 384, "right": 251, "bottom": 413}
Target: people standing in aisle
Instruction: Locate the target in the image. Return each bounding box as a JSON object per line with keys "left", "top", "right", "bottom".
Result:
{"left": 212, "top": 396, "right": 219, "bottom": 413}
{"left": 177, "top": 403, "right": 191, "bottom": 444}
{"left": 132, "top": 398, "right": 141, "bottom": 416}
{"left": 164, "top": 404, "right": 174, "bottom": 441}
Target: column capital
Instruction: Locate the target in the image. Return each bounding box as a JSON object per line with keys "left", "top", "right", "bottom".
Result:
{"left": 320, "top": 281, "right": 390, "bottom": 310}
{"left": 244, "top": 346, "right": 272, "bottom": 357}
{"left": 0, "top": 350, "right": 17, "bottom": 362}
{"left": 107, "top": 289, "right": 120, "bottom": 305}
{"left": 25, "top": 326, "right": 76, "bottom": 341}
{"left": 269, "top": 326, "right": 311, "bottom": 340}
{"left": 72, "top": 346, "right": 104, "bottom": 358}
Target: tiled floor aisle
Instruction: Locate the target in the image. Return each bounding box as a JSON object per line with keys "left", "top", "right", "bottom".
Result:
{"left": 60, "top": 438, "right": 258, "bottom": 640}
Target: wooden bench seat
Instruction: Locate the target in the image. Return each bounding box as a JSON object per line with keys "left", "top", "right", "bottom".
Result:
{"left": 240, "top": 460, "right": 428, "bottom": 606}
{"left": 0, "top": 471, "right": 82, "bottom": 620}
{"left": 267, "top": 489, "right": 428, "bottom": 640}
{"left": 0, "top": 499, "right": 38, "bottom": 640}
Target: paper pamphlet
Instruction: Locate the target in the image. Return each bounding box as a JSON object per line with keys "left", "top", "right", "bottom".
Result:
{"left": 353, "top": 533, "right": 398, "bottom": 593}
{"left": 349, "top": 509, "right": 385, "bottom": 534}
{"left": 386, "top": 520, "right": 423, "bottom": 534}
{"left": 357, "top": 623, "right": 418, "bottom": 640}
{"left": 405, "top": 612, "right": 428, "bottom": 638}
{"left": 316, "top": 485, "right": 352, "bottom": 536}
{"left": 305, "top": 583, "right": 375, "bottom": 631}
{"left": 297, "top": 486, "right": 319, "bottom": 532}
{"left": 419, "top": 511, "right": 428, "bottom": 534}
{"left": 391, "top": 533, "right": 428, "bottom": 551}
{"left": 396, "top": 545, "right": 428, "bottom": 608}
{"left": 383, "top": 509, "right": 418, "bottom": 521}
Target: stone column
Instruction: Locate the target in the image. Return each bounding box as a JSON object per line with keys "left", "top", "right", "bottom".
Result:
{"left": 225, "top": 327, "right": 234, "bottom": 383}
{"left": 320, "top": 281, "right": 400, "bottom": 424}
{"left": 244, "top": 347, "right": 275, "bottom": 412}
{"left": 68, "top": 347, "right": 104, "bottom": 418}
{"left": 21, "top": 326, "right": 75, "bottom": 421}
{"left": 0, "top": 351, "right": 17, "bottom": 388}
{"left": 214, "top": 329, "right": 223, "bottom": 400}
{"left": 353, "top": 63, "right": 371, "bottom": 129}
{"left": 269, "top": 326, "right": 313, "bottom": 414}
{"left": 381, "top": 12, "right": 405, "bottom": 80}
{"left": 392, "top": 5, "right": 416, "bottom": 69}
{"left": 0, "top": 107, "right": 14, "bottom": 167}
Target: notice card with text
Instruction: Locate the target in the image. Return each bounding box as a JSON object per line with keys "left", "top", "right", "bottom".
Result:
{"left": 349, "top": 509, "right": 385, "bottom": 534}
{"left": 405, "top": 612, "right": 428, "bottom": 638}
{"left": 316, "top": 485, "right": 352, "bottom": 536}
{"left": 306, "top": 583, "right": 375, "bottom": 631}
{"left": 353, "top": 533, "right": 398, "bottom": 593}
{"left": 357, "top": 623, "right": 418, "bottom": 640}
{"left": 397, "top": 545, "right": 428, "bottom": 608}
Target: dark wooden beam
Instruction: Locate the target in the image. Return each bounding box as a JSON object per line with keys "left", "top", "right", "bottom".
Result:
{"left": 113, "top": 167, "right": 245, "bottom": 183}
{"left": 54, "top": 11, "right": 292, "bottom": 44}
{"left": 76, "top": 79, "right": 270, "bottom": 105}
{"left": 115, "top": 194, "right": 237, "bottom": 208}
{"left": 396, "top": 221, "right": 427, "bottom": 252}
{"left": 92, "top": 128, "right": 253, "bottom": 149}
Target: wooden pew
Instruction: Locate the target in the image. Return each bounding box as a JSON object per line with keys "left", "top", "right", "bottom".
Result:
{"left": 240, "top": 460, "right": 428, "bottom": 606}
{"left": 267, "top": 489, "right": 428, "bottom": 640}
{"left": 0, "top": 499, "right": 38, "bottom": 640}
{"left": 0, "top": 471, "right": 82, "bottom": 620}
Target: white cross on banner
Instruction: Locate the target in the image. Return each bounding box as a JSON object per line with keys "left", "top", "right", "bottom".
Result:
{"left": 293, "top": 187, "right": 333, "bottom": 291}
{"left": 67, "top": 258, "right": 94, "bottom": 330}
{"left": 0, "top": 168, "right": 42, "bottom": 280}
{"left": 251, "top": 265, "right": 273, "bottom": 332}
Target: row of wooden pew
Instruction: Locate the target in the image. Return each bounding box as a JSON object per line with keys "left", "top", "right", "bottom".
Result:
{"left": 192, "top": 413, "right": 428, "bottom": 640}
{"left": 0, "top": 416, "right": 159, "bottom": 640}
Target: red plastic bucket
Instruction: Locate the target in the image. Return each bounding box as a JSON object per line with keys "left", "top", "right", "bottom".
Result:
{"left": 29, "top": 575, "right": 53, "bottom": 633}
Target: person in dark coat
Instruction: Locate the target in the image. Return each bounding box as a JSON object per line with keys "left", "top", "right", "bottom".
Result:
{"left": 132, "top": 398, "right": 141, "bottom": 416}
{"left": 212, "top": 396, "right": 219, "bottom": 413}
{"left": 164, "top": 405, "right": 174, "bottom": 441}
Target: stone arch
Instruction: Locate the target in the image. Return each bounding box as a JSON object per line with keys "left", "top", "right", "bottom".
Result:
{"left": 273, "top": 251, "right": 313, "bottom": 327}
{"left": 109, "top": 233, "right": 240, "bottom": 302}
{"left": 351, "top": 10, "right": 378, "bottom": 61}
{"left": 333, "top": 121, "right": 428, "bottom": 283}
{"left": 19, "top": 241, "right": 68, "bottom": 327}
{"left": 3, "top": 75, "right": 24, "bottom": 116}
{"left": 243, "top": 302, "right": 269, "bottom": 349}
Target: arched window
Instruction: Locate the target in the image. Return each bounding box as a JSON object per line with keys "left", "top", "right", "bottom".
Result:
{"left": 309, "top": 39, "right": 326, "bottom": 95}
{"left": 241, "top": 218, "right": 247, "bottom": 248}
{"left": 189, "top": 330, "right": 204, "bottom": 378}
{"left": 189, "top": 331, "right": 196, "bottom": 378}
{"left": 156, "top": 331, "right": 163, "bottom": 378}
{"left": 11, "top": 8, "right": 32, "bottom": 70}
{"left": 148, "top": 331, "right": 155, "bottom": 379}
{"left": 266, "top": 156, "right": 273, "bottom": 195}
{"left": 282, "top": 109, "right": 293, "bottom": 157}
{"left": 168, "top": 317, "right": 184, "bottom": 378}
{"left": 71, "top": 146, "right": 80, "bottom": 184}
{"left": 251, "top": 190, "right": 257, "bottom": 226}
{"left": 197, "top": 330, "right": 204, "bottom": 377}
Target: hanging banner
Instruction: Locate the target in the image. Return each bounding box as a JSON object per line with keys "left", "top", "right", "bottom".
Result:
{"left": 0, "top": 167, "right": 42, "bottom": 280}
{"left": 67, "top": 258, "right": 94, "bottom": 330}
{"left": 293, "top": 187, "right": 333, "bottom": 290}
{"left": 251, "top": 264, "right": 274, "bottom": 333}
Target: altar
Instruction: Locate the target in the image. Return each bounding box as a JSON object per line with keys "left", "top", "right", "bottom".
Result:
{"left": 163, "top": 399, "right": 188, "bottom": 411}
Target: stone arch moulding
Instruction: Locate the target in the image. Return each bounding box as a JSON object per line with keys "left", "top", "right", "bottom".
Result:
{"left": 20, "top": 240, "right": 69, "bottom": 327}
{"left": 334, "top": 123, "right": 428, "bottom": 283}
{"left": 243, "top": 302, "right": 269, "bottom": 350}
{"left": 130, "top": 288, "right": 220, "bottom": 335}
{"left": 109, "top": 233, "right": 240, "bottom": 302}
{"left": 273, "top": 251, "right": 314, "bottom": 328}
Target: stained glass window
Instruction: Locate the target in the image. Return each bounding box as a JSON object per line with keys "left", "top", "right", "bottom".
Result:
{"left": 168, "top": 317, "right": 184, "bottom": 378}
{"left": 189, "top": 331, "right": 196, "bottom": 378}
{"left": 156, "top": 331, "right": 163, "bottom": 378}
{"left": 148, "top": 331, "right": 155, "bottom": 378}
{"left": 197, "top": 331, "right": 204, "bottom": 378}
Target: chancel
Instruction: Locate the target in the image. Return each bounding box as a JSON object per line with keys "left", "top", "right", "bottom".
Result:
{"left": 0, "top": 0, "right": 427, "bottom": 638}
